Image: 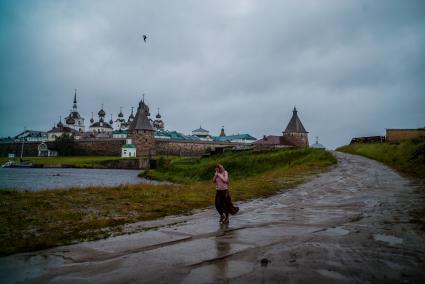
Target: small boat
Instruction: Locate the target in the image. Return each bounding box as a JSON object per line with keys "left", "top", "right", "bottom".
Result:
{"left": 1, "top": 161, "right": 33, "bottom": 168}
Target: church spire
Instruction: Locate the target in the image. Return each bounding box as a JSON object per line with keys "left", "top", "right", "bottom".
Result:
{"left": 73, "top": 89, "right": 77, "bottom": 109}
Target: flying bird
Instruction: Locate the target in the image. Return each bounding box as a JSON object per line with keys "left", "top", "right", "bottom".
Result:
{"left": 142, "top": 34, "right": 148, "bottom": 42}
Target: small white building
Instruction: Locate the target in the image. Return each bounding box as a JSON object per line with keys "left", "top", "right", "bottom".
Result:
{"left": 38, "top": 143, "right": 58, "bottom": 157}
{"left": 121, "top": 138, "right": 136, "bottom": 157}
{"left": 310, "top": 136, "right": 326, "bottom": 149}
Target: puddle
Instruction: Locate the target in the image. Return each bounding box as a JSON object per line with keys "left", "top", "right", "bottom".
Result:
{"left": 317, "top": 269, "right": 347, "bottom": 280}
{"left": 324, "top": 227, "right": 349, "bottom": 236}
{"left": 0, "top": 254, "right": 64, "bottom": 283}
{"left": 373, "top": 234, "right": 403, "bottom": 246}
{"left": 183, "top": 260, "right": 254, "bottom": 283}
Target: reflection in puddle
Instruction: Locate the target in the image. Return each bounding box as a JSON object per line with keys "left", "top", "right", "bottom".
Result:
{"left": 324, "top": 227, "right": 350, "bottom": 236}
{"left": 373, "top": 234, "right": 403, "bottom": 245}
{"left": 317, "top": 269, "right": 347, "bottom": 280}
{"left": 0, "top": 254, "right": 65, "bottom": 283}
{"left": 183, "top": 260, "right": 254, "bottom": 283}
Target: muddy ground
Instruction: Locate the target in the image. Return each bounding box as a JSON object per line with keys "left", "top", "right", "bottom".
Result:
{"left": 1, "top": 152, "right": 424, "bottom": 283}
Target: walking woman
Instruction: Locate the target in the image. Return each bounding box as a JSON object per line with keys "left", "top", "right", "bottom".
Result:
{"left": 213, "top": 164, "right": 239, "bottom": 224}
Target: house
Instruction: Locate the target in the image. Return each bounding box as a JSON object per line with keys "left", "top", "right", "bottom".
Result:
{"left": 386, "top": 128, "right": 425, "bottom": 143}
{"left": 15, "top": 130, "right": 48, "bottom": 142}
{"left": 254, "top": 135, "right": 295, "bottom": 149}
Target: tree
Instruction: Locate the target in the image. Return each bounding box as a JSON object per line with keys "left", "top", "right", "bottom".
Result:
{"left": 54, "top": 134, "right": 76, "bottom": 156}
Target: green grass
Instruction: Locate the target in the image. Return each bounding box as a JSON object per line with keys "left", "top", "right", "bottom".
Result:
{"left": 0, "top": 148, "right": 336, "bottom": 255}
{"left": 336, "top": 138, "right": 425, "bottom": 177}
{"left": 0, "top": 156, "right": 133, "bottom": 168}
{"left": 143, "top": 148, "right": 335, "bottom": 182}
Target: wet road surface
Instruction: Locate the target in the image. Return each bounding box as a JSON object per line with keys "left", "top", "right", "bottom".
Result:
{"left": 1, "top": 152, "right": 425, "bottom": 283}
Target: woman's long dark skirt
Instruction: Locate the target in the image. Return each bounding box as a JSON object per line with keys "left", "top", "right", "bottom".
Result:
{"left": 215, "top": 190, "right": 239, "bottom": 215}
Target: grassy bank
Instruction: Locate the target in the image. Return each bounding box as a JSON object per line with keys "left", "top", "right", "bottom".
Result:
{"left": 0, "top": 156, "right": 130, "bottom": 168}
{"left": 0, "top": 148, "right": 336, "bottom": 255}
{"left": 143, "top": 148, "right": 335, "bottom": 182}
{"left": 336, "top": 138, "right": 425, "bottom": 177}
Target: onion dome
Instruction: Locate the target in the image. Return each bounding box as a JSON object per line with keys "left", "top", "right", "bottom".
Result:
{"left": 118, "top": 107, "right": 124, "bottom": 118}
{"left": 57, "top": 117, "right": 63, "bottom": 128}
{"left": 156, "top": 108, "right": 161, "bottom": 119}
{"left": 98, "top": 108, "right": 105, "bottom": 117}
{"left": 70, "top": 111, "right": 80, "bottom": 119}
{"left": 66, "top": 116, "right": 75, "bottom": 125}
{"left": 90, "top": 112, "right": 94, "bottom": 124}
{"left": 128, "top": 107, "right": 135, "bottom": 122}
{"left": 109, "top": 114, "right": 113, "bottom": 125}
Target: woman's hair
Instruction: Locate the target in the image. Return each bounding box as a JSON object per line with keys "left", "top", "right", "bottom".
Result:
{"left": 216, "top": 164, "right": 224, "bottom": 171}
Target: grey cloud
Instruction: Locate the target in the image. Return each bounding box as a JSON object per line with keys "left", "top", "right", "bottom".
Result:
{"left": 1, "top": 0, "right": 424, "bottom": 148}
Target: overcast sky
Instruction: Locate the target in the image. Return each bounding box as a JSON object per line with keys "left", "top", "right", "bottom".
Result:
{"left": 1, "top": 0, "right": 424, "bottom": 148}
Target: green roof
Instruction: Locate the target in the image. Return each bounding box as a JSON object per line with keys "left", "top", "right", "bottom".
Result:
{"left": 155, "top": 130, "right": 200, "bottom": 141}
{"left": 113, "top": 130, "right": 128, "bottom": 134}
{"left": 122, "top": 144, "right": 136, "bottom": 149}
{"left": 213, "top": 134, "right": 257, "bottom": 142}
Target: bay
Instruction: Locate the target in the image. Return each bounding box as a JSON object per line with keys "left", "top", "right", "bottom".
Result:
{"left": 0, "top": 168, "right": 157, "bottom": 191}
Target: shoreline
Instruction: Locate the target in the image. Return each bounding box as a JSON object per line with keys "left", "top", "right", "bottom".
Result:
{"left": 0, "top": 156, "right": 147, "bottom": 170}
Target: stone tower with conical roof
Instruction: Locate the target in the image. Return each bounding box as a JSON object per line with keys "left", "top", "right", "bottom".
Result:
{"left": 282, "top": 107, "right": 309, "bottom": 147}
{"left": 128, "top": 97, "right": 156, "bottom": 157}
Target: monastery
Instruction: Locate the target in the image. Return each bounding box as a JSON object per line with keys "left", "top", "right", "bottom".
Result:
{"left": 1, "top": 92, "right": 312, "bottom": 158}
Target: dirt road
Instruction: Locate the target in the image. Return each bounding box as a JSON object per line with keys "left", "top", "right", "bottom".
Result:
{"left": 1, "top": 152, "right": 425, "bottom": 283}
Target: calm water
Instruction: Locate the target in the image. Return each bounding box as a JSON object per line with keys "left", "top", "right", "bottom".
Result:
{"left": 0, "top": 168, "right": 157, "bottom": 191}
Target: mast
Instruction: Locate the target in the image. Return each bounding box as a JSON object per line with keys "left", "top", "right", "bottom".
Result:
{"left": 20, "top": 140, "right": 24, "bottom": 159}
